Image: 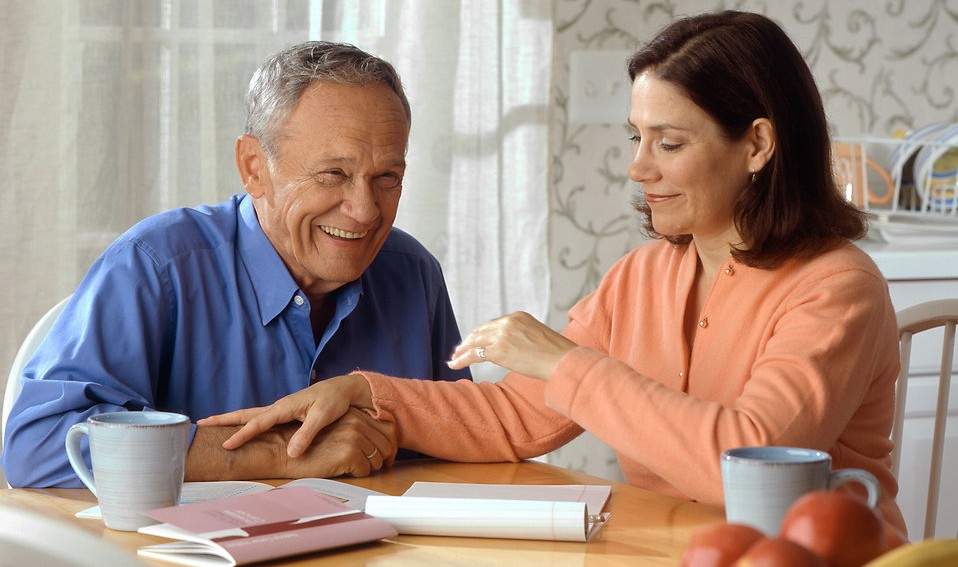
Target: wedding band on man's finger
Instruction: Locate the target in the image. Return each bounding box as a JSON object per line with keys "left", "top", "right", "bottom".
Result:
{"left": 476, "top": 346, "right": 486, "bottom": 360}
{"left": 365, "top": 447, "right": 379, "bottom": 460}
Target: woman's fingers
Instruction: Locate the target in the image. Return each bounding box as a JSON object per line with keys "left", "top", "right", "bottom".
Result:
{"left": 286, "top": 399, "right": 349, "bottom": 458}
{"left": 447, "top": 345, "right": 486, "bottom": 369}
{"left": 447, "top": 323, "right": 497, "bottom": 368}
{"left": 221, "top": 408, "right": 290, "bottom": 449}
{"left": 197, "top": 406, "right": 269, "bottom": 426}
{"left": 199, "top": 374, "right": 379, "bottom": 455}
{"left": 446, "top": 311, "right": 577, "bottom": 379}
{"left": 217, "top": 391, "right": 314, "bottom": 449}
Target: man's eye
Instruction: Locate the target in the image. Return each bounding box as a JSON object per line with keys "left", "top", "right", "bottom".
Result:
{"left": 314, "top": 171, "right": 347, "bottom": 185}
{"left": 375, "top": 174, "right": 402, "bottom": 190}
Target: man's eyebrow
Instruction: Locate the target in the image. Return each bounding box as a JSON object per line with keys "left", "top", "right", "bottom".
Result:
{"left": 313, "top": 156, "right": 407, "bottom": 168}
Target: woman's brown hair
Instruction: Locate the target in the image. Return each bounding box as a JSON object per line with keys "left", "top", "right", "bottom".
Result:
{"left": 627, "top": 11, "right": 866, "bottom": 268}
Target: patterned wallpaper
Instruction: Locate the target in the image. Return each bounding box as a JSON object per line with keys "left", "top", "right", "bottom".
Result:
{"left": 545, "top": 0, "right": 958, "bottom": 481}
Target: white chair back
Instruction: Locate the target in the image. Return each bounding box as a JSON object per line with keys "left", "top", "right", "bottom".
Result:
{"left": 3, "top": 296, "right": 72, "bottom": 440}
{"left": 891, "top": 298, "right": 958, "bottom": 539}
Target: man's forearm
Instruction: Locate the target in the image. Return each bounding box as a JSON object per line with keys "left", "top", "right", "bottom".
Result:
{"left": 187, "top": 408, "right": 396, "bottom": 481}
{"left": 185, "top": 425, "right": 288, "bottom": 481}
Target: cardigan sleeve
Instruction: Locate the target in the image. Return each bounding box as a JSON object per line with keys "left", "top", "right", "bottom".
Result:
{"left": 360, "top": 371, "right": 582, "bottom": 462}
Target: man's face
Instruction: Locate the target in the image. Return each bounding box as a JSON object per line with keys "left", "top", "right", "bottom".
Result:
{"left": 246, "top": 81, "right": 409, "bottom": 298}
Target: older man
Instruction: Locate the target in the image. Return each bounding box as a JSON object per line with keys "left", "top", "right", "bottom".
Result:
{"left": 1, "top": 42, "right": 470, "bottom": 487}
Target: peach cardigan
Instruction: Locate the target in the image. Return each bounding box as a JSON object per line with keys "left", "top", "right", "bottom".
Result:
{"left": 362, "top": 239, "right": 906, "bottom": 532}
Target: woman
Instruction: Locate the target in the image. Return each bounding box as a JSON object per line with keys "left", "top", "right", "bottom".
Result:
{"left": 202, "top": 11, "right": 906, "bottom": 533}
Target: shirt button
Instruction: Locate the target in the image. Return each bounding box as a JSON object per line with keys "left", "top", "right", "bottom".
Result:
{"left": 294, "top": 295, "right": 305, "bottom": 306}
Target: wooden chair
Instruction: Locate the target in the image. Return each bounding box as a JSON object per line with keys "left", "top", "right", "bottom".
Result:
{"left": 891, "top": 298, "right": 958, "bottom": 539}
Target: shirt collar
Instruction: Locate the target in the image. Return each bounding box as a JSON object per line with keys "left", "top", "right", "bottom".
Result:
{"left": 237, "top": 195, "right": 299, "bottom": 326}
{"left": 237, "top": 195, "right": 367, "bottom": 327}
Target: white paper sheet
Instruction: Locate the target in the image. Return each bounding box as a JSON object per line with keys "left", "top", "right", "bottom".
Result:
{"left": 364, "top": 482, "right": 612, "bottom": 542}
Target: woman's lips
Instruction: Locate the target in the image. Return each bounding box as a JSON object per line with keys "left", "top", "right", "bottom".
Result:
{"left": 644, "top": 192, "right": 678, "bottom": 204}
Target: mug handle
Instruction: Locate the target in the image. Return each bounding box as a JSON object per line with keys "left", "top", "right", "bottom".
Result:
{"left": 64, "top": 422, "right": 97, "bottom": 495}
{"left": 828, "top": 468, "right": 880, "bottom": 508}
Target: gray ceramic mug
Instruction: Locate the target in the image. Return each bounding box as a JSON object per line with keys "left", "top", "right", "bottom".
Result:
{"left": 721, "top": 446, "right": 880, "bottom": 535}
{"left": 65, "top": 411, "right": 190, "bottom": 531}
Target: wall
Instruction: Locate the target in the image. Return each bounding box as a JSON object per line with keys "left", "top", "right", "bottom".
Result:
{"left": 545, "top": 0, "right": 958, "bottom": 481}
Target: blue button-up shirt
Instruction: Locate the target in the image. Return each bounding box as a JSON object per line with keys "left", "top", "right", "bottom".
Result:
{"left": 2, "top": 194, "right": 471, "bottom": 487}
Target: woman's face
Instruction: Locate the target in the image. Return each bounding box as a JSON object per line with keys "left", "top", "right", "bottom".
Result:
{"left": 627, "top": 71, "right": 755, "bottom": 246}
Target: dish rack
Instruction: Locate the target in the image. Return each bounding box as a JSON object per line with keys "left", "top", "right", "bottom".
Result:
{"left": 833, "top": 129, "right": 958, "bottom": 242}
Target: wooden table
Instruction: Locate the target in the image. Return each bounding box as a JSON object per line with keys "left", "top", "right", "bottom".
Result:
{"left": 0, "top": 459, "right": 724, "bottom": 566}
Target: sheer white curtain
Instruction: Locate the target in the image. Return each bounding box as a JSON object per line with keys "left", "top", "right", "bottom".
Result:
{"left": 0, "top": 0, "right": 552, "bottom": 482}
{"left": 326, "top": 1, "right": 553, "bottom": 381}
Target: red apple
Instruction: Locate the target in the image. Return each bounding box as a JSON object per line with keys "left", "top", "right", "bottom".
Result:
{"left": 734, "top": 537, "right": 827, "bottom": 566}
{"left": 779, "top": 491, "right": 886, "bottom": 567}
{"left": 681, "top": 522, "right": 766, "bottom": 567}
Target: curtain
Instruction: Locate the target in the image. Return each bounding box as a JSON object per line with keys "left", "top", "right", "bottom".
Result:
{"left": 0, "top": 0, "right": 553, "bottom": 481}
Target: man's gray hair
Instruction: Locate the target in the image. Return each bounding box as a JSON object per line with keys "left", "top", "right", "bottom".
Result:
{"left": 244, "top": 41, "right": 411, "bottom": 157}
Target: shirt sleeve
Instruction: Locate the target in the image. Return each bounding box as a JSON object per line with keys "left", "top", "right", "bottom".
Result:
{"left": 1, "top": 238, "right": 175, "bottom": 487}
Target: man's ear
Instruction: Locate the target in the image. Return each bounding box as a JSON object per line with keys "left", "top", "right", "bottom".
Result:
{"left": 235, "top": 134, "right": 270, "bottom": 198}
{"left": 746, "top": 118, "right": 776, "bottom": 173}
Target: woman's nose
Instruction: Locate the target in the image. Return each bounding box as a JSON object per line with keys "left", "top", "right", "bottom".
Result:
{"left": 628, "top": 142, "right": 656, "bottom": 183}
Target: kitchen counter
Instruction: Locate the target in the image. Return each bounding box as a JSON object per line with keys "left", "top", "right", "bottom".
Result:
{"left": 857, "top": 238, "right": 958, "bottom": 281}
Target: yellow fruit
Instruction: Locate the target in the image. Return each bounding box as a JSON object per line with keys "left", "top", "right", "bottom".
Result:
{"left": 863, "top": 538, "right": 958, "bottom": 567}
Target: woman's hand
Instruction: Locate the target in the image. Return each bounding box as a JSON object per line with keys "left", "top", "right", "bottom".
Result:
{"left": 447, "top": 311, "right": 577, "bottom": 380}
{"left": 197, "top": 373, "right": 373, "bottom": 458}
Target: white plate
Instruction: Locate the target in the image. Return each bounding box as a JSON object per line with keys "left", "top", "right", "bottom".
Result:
{"left": 888, "top": 122, "right": 949, "bottom": 185}
{"left": 913, "top": 123, "right": 958, "bottom": 211}
{"left": 867, "top": 211, "right": 958, "bottom": 244}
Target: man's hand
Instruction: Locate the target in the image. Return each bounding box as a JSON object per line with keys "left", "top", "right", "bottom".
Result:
{"left": 199, "top": 374, "right": 374, "bottom": 458}
{"left": 186, "top": 407, "right": 395, "bottom": 480}
{"left": 282, "top": 408, "right": 396, "bottom": 478}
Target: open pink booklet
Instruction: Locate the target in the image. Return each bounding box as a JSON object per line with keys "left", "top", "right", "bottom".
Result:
{"left": 137, "top": 486, "right": 397, "bottom": 567}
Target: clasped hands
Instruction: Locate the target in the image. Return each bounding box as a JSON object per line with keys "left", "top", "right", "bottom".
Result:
{"left": 200, "top": 311, "right": 576, "bottom": 470}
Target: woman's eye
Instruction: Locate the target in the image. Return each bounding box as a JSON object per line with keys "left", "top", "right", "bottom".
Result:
{"left": 660, "top": 142, "right": 681, "bottom": 152}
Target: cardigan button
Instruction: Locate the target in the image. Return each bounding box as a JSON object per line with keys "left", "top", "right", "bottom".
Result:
{"left": 698, "top": 317, "right": 708, "bottom": 328}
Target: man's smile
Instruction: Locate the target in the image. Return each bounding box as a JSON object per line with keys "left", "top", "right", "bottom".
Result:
{"left": 319, "top": 225, "right": 368, "bottom": 239}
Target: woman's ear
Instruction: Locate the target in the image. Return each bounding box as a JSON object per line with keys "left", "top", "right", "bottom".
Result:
{"left": 746, "top": 118, "right": 776, "bottom": 173}
{"left": 235, "top": 134, "right": 269, "bottom": 198}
